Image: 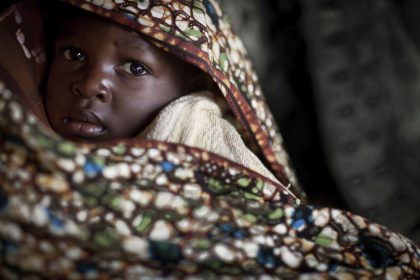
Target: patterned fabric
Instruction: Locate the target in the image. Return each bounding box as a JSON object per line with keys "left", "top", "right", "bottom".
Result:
{"left": 0, "top": 0, "right": 419, "bottom": 278}
{"left": 62, "top": 0, "right": 301, "bottom": 196}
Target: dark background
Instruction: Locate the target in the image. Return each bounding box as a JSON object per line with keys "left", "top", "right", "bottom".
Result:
{"left": 219, "top": 0, "right": 420, "bottom": 243}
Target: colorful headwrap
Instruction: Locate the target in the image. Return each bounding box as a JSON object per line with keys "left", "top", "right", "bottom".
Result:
{"left": 62, "top": 0, "right": 302, "bottom": 195}
{"left": 0, "top": 0, "right": 419, "bottom": 278}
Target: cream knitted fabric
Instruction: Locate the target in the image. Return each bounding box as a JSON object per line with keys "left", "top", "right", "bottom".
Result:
{"left": 139, "top": 91, "right": 278, "bottom": 182}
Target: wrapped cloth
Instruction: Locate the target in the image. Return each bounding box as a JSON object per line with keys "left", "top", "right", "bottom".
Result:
{"left": 140, "top": 91, "right": 280, "bottom": 184}
{"left": 0, "top": 0, "right": 419, "bottom": 279}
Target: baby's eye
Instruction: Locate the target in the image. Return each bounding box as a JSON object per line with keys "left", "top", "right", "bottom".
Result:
{"left": 119, "top": 61, "right": 148, "bottom": 76}
{"left": 61, "top": 47, "right": 85, "bottom": 61}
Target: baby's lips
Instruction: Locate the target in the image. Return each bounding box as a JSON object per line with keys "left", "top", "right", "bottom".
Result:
{"left": 64, "top": 111, "right": 106, "bottom": 138}
{"left": 67, "top": 110, "right": 104, "bottom": 126}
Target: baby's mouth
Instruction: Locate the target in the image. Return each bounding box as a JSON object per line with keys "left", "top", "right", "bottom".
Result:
{"left": 63, "top": 111, "right": 106, "bottom": 139}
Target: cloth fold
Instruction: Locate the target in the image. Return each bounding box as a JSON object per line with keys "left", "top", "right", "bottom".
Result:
{"left": 139, "top": 91, "right": 279, "bottom": 182}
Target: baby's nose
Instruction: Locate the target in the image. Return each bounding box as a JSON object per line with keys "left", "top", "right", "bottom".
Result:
{"left": 72, "top": 65, "right": 112, "bottom": 102}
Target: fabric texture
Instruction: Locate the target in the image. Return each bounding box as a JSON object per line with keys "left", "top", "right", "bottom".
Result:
{"left": 62, "top": 0, "right": 302, "bottom": 197}
{"left": 0, "top": 0, "right": 419, "bottom": 279}
{"left": 140, "top": 91, "right": 280, "bottom": 184}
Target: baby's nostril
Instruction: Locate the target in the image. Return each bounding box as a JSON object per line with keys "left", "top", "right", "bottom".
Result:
{"left": 96, "top": 91, "right": 107, "bottom": 101}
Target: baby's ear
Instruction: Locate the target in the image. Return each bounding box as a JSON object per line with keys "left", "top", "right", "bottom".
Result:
{"left": 186, "top": 71, "right": 218, "bottom": 93}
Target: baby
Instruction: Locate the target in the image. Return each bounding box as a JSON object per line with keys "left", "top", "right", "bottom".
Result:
{"left": 45, "top": 8, "right": 208, "bottom": 142}
{"left": 43, "top": 4, "right": 277, "bottom": 181}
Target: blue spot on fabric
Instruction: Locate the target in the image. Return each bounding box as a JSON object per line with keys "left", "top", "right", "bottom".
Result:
{"left": 218, "top": 223, "right": 248, "bottom": 238}
{"left": 257, "top": 246, "right": 278, "bottom": 269}
{"left": 117, "top": 9, "right": 137, "bottom": 21}
{"left": 77, "top": 262, "right": 98, "bottom": 274}
{"left": 219, "top": 223, "right": 233, "bottom": 233}
{"left": 0, "top": 189, "right": 8, "bottom": 211}
{"left": 46, "top": 209, "right": 64, "bottom": 229}
{"left": 294, "top": 210, "right": 304, "bottom": 219}
{"left": 292, "top": 206, "right": 314, "bottom": 231}
{"left": 84, "top": 161, "right": 103, "bottom": 176}
{"left": 149, "top": 241, "right": 183, "bottom": 263}
{"left": 204, "top": 0, "right": 219, "bottom": 28}
{"left": 358, "top": 234, "right": 396, "bottom": 268}
{"left": 2, "top": 240, "right": 18, "bottom": 253}
{"left": 330, "top": 263, "right": 338, "bottom": 272}
{"left": 233, "top": 229, "right": 248, "bottom": 238}
{"left": 292, "top": 219, "right": 305, "bottom": 229}
{"left": 307, "top": 212, "right": 314, "bottom": 223}
{"left": 161, "top": 161, "right": 175, "bottom": 173}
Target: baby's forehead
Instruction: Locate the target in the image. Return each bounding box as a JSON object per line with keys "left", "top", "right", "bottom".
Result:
{"left": 59, "top": 13, "right": 155, "bottom": 49}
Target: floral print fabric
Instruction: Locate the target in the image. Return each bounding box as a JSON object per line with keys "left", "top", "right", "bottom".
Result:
{"left": 0, "top": 0, "right": 419, "bottom": 279}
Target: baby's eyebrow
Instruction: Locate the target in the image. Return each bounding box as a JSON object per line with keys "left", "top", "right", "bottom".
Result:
{"left": 57, "top": 28, "right": 85, "bottom": 40}
{"left": 127, "top": 44, "right": 149, "bottom": 53}
{"left": 115, "top": 37, "right": 155, "bottom": 54}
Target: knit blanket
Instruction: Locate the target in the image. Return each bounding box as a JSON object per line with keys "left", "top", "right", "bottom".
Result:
{"left": 140, "top": 91, "right": 279, "bottom": 184}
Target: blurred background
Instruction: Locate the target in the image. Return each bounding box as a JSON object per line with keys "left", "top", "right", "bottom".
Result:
{"left": 219, "top": 0, "right": 420, "bottom": 243}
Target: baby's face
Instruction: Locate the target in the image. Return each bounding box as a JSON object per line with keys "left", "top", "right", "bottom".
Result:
{"left": 45, "top": 13, "right": 194, "bottom": 142}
